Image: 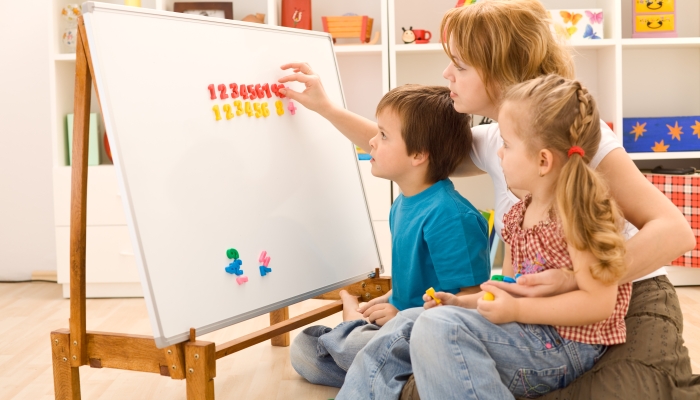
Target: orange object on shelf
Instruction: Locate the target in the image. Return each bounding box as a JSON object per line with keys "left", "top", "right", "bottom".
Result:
{"left": 322, "top": 16, "right": 374, "bottom": 43}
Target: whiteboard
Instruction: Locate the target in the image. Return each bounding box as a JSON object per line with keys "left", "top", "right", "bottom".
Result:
{"left": 82, "top": 2, "right": 381, "bottom": 348}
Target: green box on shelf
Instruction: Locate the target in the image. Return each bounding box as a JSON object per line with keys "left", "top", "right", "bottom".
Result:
{"left": 66, "top": 113, "right": 100, "bottom": 165}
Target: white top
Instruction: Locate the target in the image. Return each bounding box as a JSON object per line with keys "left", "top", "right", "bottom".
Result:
{"left": 470, "top": 120, "right": 666, "bottom": 281}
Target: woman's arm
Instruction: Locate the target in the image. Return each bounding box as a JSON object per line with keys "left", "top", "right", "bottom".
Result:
{"left": 599, "top": 148, "right": 696, "bottom": 283}
{"left": 479, "top": 246, "right": 618, "bottom": 326}
{"left": 278, "top": 63, "right": 377, "bottom": 153}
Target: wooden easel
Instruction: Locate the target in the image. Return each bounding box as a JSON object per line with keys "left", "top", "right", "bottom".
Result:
{"left": 50, "top": 16, "right": 391, "bottom": 400}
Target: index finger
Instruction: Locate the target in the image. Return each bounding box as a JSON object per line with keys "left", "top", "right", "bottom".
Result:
{"left": 280, "top": 62, "right": 313, "bottom": 74}
{"left": 277, "top": 73, "right": 314, "bottom": 84}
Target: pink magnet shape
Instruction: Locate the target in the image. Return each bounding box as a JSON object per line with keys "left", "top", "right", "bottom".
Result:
{"left": 288, "top": 100, "right": 297, "bottom": 115}
{"left": 545, "top": 343, "right": 552, "bottom": 349}
{"left": 236, "top": 276, "right": 248, "bottom": 285}
{"left": 259, "top": 251, "right": 267, "bottom": 263}
{"left": 263, "top": 256, "right": 271, "bottom": 267}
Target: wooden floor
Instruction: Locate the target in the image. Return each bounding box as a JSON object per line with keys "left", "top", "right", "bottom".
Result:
{"left": 1, "top": 282, "right": 699, "bottom": 400}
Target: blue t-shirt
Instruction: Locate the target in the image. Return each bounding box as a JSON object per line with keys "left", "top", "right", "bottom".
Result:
{"left": 389, "top": 179, "right": 490, "bottom": 311}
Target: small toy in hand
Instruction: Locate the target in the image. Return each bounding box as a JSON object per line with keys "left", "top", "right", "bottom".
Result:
{"left": 425, "top": 287, "right": 441, "bottom": 304}
{"left": 491, "top": 274, "right": 516, "bottom": 283}
{"left": 401, "top": 27, "right": 415, "bottom": 44}
{"left": 482, "top": 292, "right": 495, "bottom": 301}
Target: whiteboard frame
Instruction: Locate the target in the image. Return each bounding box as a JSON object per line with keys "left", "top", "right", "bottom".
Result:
{"left": 82, "top": 2, "right": 382, "bottom": 348}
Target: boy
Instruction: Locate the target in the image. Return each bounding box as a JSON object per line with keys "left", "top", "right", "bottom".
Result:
{"left": 290, "top": 85, "right": 490, "bottom": 387}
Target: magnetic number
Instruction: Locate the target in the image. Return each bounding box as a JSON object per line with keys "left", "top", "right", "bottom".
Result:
{"left": 245, "top": 101, "right": 253, "bottom": 117}
{"left": 271, "top": 84, "right": 286, "bottom": 99}
{"left": 254, "top": 84, "right": 264, "bottom": 99}
{"left": 234, "top": 100, "right": 243, "bottom": 116}
{"left": 261, "top": 83, "right": 272, "bottom": 98}
{"left": 207, "top": 84, "right": 217, "bottom": 100}
{"left": 229, "top": 83, "right": 239, "bottom": 98}
{"left": 223, "top": 104, "right": 234, "bottom": 120}
{"left": 247, "top": 84, "right": 257, "bottom": 100}
{"left": 261, "top": 102, "right": 270, "bottom": 117}
{"left": 212, "top": 105, "right": 222, "bottom": 121}
{"left": 275, "top": 100, "right": 285, "bottom": 116}
{"left": 218, "top": 84, "right": 228, "bottom": 100}
{"left": 240, "top": 84, "right": 249, "bottom": 100}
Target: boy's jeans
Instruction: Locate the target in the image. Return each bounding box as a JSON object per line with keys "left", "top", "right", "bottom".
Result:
{"left": 290, "top": 319, "right": 381, "bottom": 387}
{"left": 337, "top": 306, "right": 606, "bottom": 400}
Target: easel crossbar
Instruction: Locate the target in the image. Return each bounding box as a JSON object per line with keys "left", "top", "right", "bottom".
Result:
{"left": 215, "top": 300, "right": 343, "bottom": 359}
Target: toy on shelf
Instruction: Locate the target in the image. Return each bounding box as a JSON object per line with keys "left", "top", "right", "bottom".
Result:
{"left": 60, "top": 4, "right": 81, "bottom": 51}
{"left": 281, "top": 0, "right": 311, "bottom": 30}
{"left": 455, "top": 0, "right": 480, "bottom": 6}
{"left": 322, "top": 15, "right": 377, "bottom": 44}
{"left": 402, "top": 27, "right": 415, "bottom": 44}
{"left": 242, "top": 13, "right": 265, "bottom": 24}
{"left": 548, "top": 9, "right": 604, "bottom": 42}
{"left": 623, "top": 116, "right": 700, "bottom": 153}
{"left": 632, "top": 0, "right": 676, "bottom": 38}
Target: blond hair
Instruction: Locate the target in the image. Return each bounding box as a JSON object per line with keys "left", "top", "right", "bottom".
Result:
{"left": 504, "top": 75, "right": 626, "bottom": 285}
{"left": 441, "top": 0, "right": 574, "bottom": 103}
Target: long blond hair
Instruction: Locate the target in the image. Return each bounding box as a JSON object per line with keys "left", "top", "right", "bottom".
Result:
{"left": 504, "top": 75, "right": 626, "bottom": 285}
{"left": 442, "top": 0, "right": 574, "bottom": 103}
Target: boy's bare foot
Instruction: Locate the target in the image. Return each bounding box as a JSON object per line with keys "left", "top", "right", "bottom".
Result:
{"left": 339, "top": 290, "right": 363, "bottom": 321}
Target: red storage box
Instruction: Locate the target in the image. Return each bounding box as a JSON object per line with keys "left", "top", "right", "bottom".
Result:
{"left": 644, "top": 173, "right": 700, "bottom": 268}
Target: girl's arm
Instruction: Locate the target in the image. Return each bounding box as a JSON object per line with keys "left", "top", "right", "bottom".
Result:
{"left": 479, "top": 246, "right": 618, "bottom": 326}
{"left": 599, "top": 148, "right": 695, "bottom": 283}
{"left": 278, "top": 63, "right": 377, "bottom": 153}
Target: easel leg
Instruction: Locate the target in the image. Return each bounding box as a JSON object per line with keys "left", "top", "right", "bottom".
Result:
{"left": 185, "top": 341, "right": 216, "bottom": 400}
{"left": 270, "top": 307, "right": 290, "bottom": 346}
{"left": 51, "top": 330, "right": 81, "bottom": 399}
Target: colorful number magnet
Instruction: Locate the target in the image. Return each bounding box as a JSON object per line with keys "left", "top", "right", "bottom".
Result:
{"left": 425, "top": 287, "right": 441, "bottom": 305}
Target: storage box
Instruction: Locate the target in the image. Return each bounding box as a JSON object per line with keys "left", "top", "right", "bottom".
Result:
{"left": 632, "top": 0, "right": 677, "bottom": 38}
{"left": 548, "top": 9, "right": 604, "bottom": 42}
{"left": 623, "top": 116, "right": 700, "bottom": 153}
{"left": 66, "top": 113, "right": 100, "bottom": 165}
{"left": 644, "top": 173, "right": 700, "bottom": 268}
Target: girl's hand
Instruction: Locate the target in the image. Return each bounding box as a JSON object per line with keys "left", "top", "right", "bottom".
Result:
{"left": 357, "top": 294, "right": 389, "bottom": 314}
{"left": 362, "top": 303, "right": 399, "bottom": 326}
{"left": 476, "top": 284, "right": 519, "bottom": 324}
{"left": 422, "top": 291, "right": 458, "bottom": 309}
{"left": 278, "top": 62, "right": 333, "bottom": 114}
{"left": 487, "top": 269, "right": 577, "bottom": 298}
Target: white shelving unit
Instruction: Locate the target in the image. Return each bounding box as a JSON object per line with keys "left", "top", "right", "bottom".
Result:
{"left": 50, "top": 1, "right": 700, "bottom": 296}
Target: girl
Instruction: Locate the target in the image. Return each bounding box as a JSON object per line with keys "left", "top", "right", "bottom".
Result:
{"left": 409, "top": 75, "right": 632, "bottom": 399}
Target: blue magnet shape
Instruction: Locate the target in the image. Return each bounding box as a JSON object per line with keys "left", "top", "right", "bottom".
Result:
{"left": 259, "top": 266, "right": 272, "bottom": 276}
{"left": 503, "top": 276, "right": 517, "bottom": 284}
{"left": 514, "top": 273, "right": 522, "bottom": 280}
{"left": 225, "top": 259, "right": 243, "bottom": 274}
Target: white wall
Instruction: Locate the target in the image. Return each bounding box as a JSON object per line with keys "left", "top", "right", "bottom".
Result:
{"left": 0, "top": 0, "right": 56, "bottom": 280}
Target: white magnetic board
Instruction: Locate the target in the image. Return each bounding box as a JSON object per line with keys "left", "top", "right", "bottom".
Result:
{"left": 82, "top": 2, "right": 381, "bottom": 348}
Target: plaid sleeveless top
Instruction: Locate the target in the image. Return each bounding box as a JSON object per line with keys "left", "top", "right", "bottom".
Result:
{"left": 501, "top": 195, "right": 632, "bottom": 345}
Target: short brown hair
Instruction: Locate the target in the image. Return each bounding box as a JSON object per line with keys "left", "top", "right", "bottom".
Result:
{"left": 376, "top": 84, "right": 471, "bottom": 183}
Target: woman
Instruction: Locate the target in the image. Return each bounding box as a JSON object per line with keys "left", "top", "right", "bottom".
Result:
{"left": 278, "top": 1, "right": 698, "bottom": 398}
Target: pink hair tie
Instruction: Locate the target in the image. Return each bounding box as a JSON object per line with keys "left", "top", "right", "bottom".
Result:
{"left": 568, "top": 146, "right": 585, "bottom": 158}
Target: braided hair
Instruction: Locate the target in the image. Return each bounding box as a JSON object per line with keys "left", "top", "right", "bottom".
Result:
{"left": 503, "top": 75, "right": 626, "bottom": 285}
